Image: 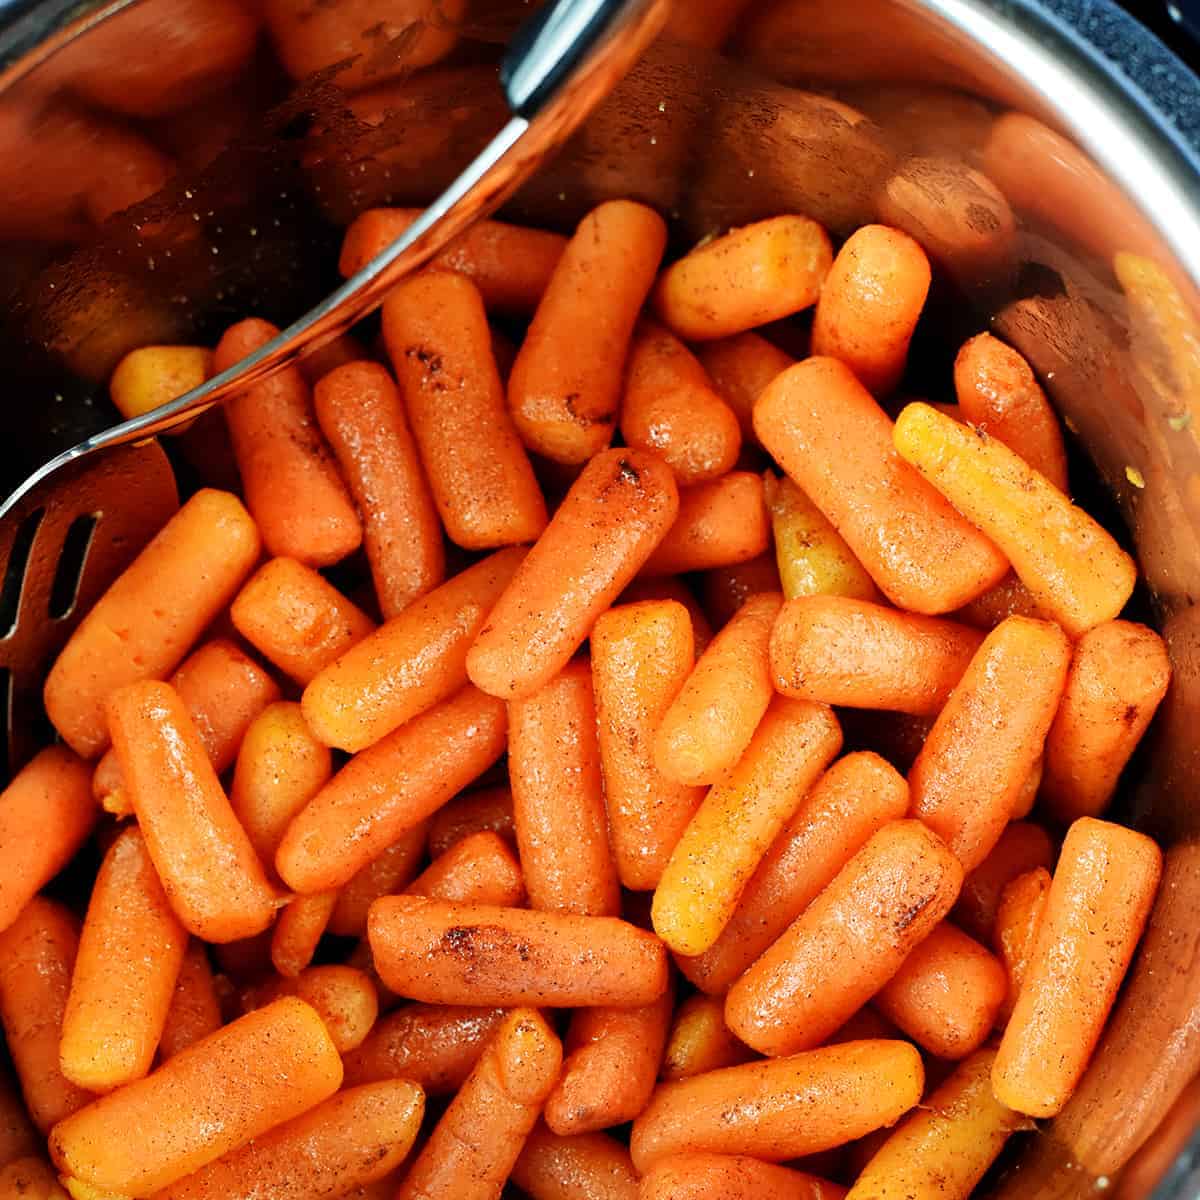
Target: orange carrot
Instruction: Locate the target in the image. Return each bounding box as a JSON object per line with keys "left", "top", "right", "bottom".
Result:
{"left": 621, "top": 576, "right": 714, "bottom": 654}
{"left": 406, "top": 831, "right": 525, "bottom": 907}
{"left": 508, "top": 201, "right": 667, "bottom": 463}
{"left": 952, "top": 821, "right": 1055, "bottom": 942}
{"left": 512, "top": 1124, "right": 639, "bottom": 1200}
{"left": 994, "top": 866, "right": 1051, "bottom": 1023}
{"left": 0, "top": 1064, "right": 38, "bottom": 1167}
{"left": 466, "top": 448, "right": 679, "bottom": 700}
{"left": 697, "top": 331, "right": 796, "bottom": 443}
{"left": 0, "top": 1156, "right": 68, "bottom": 1198}
{"left": 661, "top": 994, "right": 754, "bottom": 1081}
{"left": 244, "top": 965, "right": 378, "bottom": 1054}
{"left": 725, "top": 820, "right": 963, "bottom": 1056}
{"left": 271, "top": 891, "right": 339, "bottom": 978}
{"left": 159, "top": 940, "right": 222, "bottom": 1061}
{"left": 641, "top": 1154, "right": 846, "bottom": 1200}
{"left": 701, "top": 554, "right": 783, "bottom": 629}
{"left": 427, "top": 786, "right": 515, "bottom": 858}
{"left": 328, "top": 823, "right": 429, "bottom": 938}
{"left": 44, "top": 489, "right": 259, "bottom": 758}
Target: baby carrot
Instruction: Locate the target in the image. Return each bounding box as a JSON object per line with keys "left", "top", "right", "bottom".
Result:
{"left": 770, "top": 596, "right": 984, "bottom": 715}
{"left": 383, "top": 273, "right": 548, "bottom": 548}
{"left": 909, "top": 616, "right": 1071, "bottom": 871}
{"left": 314, "top": 360, "right": 445, "bottom": 618}
{"left": 621, "top": 576, "right": 714, "bottom": 652}
{"left": 158, "top": 940, "right": 222, "bottom": 1061}
{"left": 993, "top": 818, "right": 1162, "bottom": 1117}
{"left": 396, "top": 1009, "right": 561, "bottom": 1200}
{"left": 811, "top": 224, "right": 931, "bottom": 396}
{"left": 466, "top": 448, "right": 679, "bottom": 701}
{"left": 406, "top": 831, "right": 525, "bottom": 907}
{"left": 653, "top": 697, "right": 842, "bottom": 956}
{"left": 0, "top": 747, "right": 94, "bottom": 934}
{"left": 49, "top": 997, "right": 343, "bottom": 1196}
{"left": 271, "top": 891, "right": 339, "bottom": 978}
{"left": 368, "top": 897, "right": 668, "bottom": 1008}
{"left": 952, "top": 821, "right": 1055, "bottom": 942}
{"left": 755, "top": 360, "right": 1008, "bottom": 614}
{"left": 427, "top": 786, "right": 515, "bottom": 858}
{"left": 276, "top": 687, "right": 506, "bottom": 894}
{"left": 0, "top": 1064, "right": 38, "bottom": 1166}
{"left": 701, "top": 554, "right": 782, "bottom": 629}
{"left": 214, "top": 318, "right": 362, "bottom": 566}
{"left": 44, "top": 488, "right": 259, "bottom": 758}
{"left": 245, "top": 965, "right": 378, "bottom": 1054}
{"left": 893, "top": 402, "right": 1137, "bottom": 636}
{"left": 106, "top": 680, "right": 281, "bottom": 943}
{"left": 327, "top": 823, "right": 429, "bottom": 938}
{"left": 630, "top": 1040, "right": 924, "bottom": 1170}
{"left": 0, "top": 1157, "right": 67, "bottom": 1199}
{"left": 661, "top": 993, "right": 754, "bottom": 1080}
{"left": 109, "top": 345, "right": 211, "bottom": 423}
{"left": 653, "top": 592, "right": 782, "bottom": 788}
{"left": 654, "top": 215, "right": 833, "bottom": 341}
{"left": 512, "top": 1125, "right": 639, "bottom": 1200}
{"left": 641, "top": 471, "right": 770, "bottom": 576}
{"left": 994, "top": 866, "right": 1051, "bottom": 1023}
{"left": 1042, "top": 621, "right": 1171, "bottom": 824}
{"left": 697, "top": 331, "right": 796, "bottom": 442}
{"left": 230, "top": 557, "right": 376, "bottom": 685}
{"left": 681, "top": 751, "right": 909, "bottom": 995}
{"left": 60, "top": 827, "right": 188, "bottom": 1092}
{"left": 641, "top": 1155, "right": 846, "bottom": 1200}
{"left": 302, "top": 547, "right": 525, "bottom": 753}
{"left": 725, "top": 820, "right": 963, "bottom": 1056}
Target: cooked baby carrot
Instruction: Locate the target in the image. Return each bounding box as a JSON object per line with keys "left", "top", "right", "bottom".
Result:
{"left": 109, "top": 345, "right": 211, "bottom": 423}
{"left": 396, "top": 1008, "right": 560, "bottom": 1200}
{"left": 158, "top": 940, "right": 222, "bottom": 1061}
{"left": 812, "top": 224, "right": 931, "bottom": 396}
{"left": 512, "top": 1125, "right": 639, "bottom": 1200}
{"left": 313, "top": 360, "right": 445, "bottom": 618}
{"left": 0, "top": 1064, "right": 38, "bottom": 1166}
{"left": 230, "top": 557, "right": 376, "bottom": 686}
{"left": 0, "top": 1157, "right": 68, "bottom": 1199}
{"left": 328, "top": 823, "right": 430, "bottom": 938}
{"left": 466, "top": 448, "right": 679, "bottom": 700}
{"left": 50, "top": 997, "right": 343, "bottom": 1196}
{"left": 0, "top": 899, "right": 94, "bottom": 1132}
{"left": 508, "top": 200, "right": 667, "bottom": 463}
{"left": 952, "top": 821, "right": 1055, "bottom": 942}
{"left": 893, "top": 402, "right": 1136, "bottom": 636}
{"left": 302, "top": 547, "right": 525, "bottom": 753}
{"left": 994, "top": 866, "right": 1051, "bottom": 1023}
{"left": 681, "top": 751, "right": 909, "bottom": 995}
{"left": 60, "top": 827, "right": 188, "bottom": 1092}
{"left": 245, "top": 965, "right": 378, "bottom": 1054}
{"left": 621, "top": 576, "right": 714, "bottom": 652}
{"left": 406, "top": 831, "right": 525, "bottom": 907}
{"left": 1042, "top": 621, "right": 1171, "bottom": 824}
{"left": 271, "top": 890, "right": 339, "bottom": 978}
{"left": 641, "top": 471, "right": 769, "bottom": 576}
{"left": 509, "top": 658, "right": 620, "bottom": 917}
{"left": 697, "top": 332, "right": 796, "bottom": 442}
{"left": 954, "top": 332, "right": 1069, "bottom": 491}
{"left": 44, "top": 488, "right": 259, "bottom": 758}
{"left": 755, "top": 359, "right": 1008, "bottom": 614}
{"left": 661, "top": 994, "right": 754, "bottom": 1081}
{"left": 427, "top": 786, "right": 515, "bottom": 858}
{"left": 277, "top": 687, "right": 506, "bottom": 894}
{"left": 631, "top": 1040, "right": 924, "bottom": 1170}
{"left": 654, "top": 215, "right": 833, "bottom": 341}
{"left": 157, "top": 1079, "right": 424, "bottom": 1200}
{"left": 653, "top": 697, "right": 842, "bottom": 956}
{"left": 368, "top": 897, "right": 668, "bottom": 1008}
{"left": 383, "top": 273, "right": 547, "bottom": 549}
{"left": 770, "top": 596, "right": 984, "bottom": 715}
{"left": 909, "top": 616, "right": 1071, "bottom": 871}
{"left": 993, "top": 818, "right": 1162, "bottom": 1117}
{"left": 106, "top": 681, "right": 281, "bottom": 943}
{"left": 641, "top": 1154, "right": 846, "bottom": 1200}
{"left": 620, "top": 321, "right": 742, "bottom": 484}
{"left": 0, "top": 747, "right": 94, "bottom": 934}
{"left": 653, "top": 592, "right": 782, "bottom": 788}
{"left": 726, "top": 820, "right": 963, "bottom": 1056}
{"left": 954, "top": 571, "right": 1045, "bottom": 630}
{"left": 700, "top": 554, "right": 783, "bottom": 629}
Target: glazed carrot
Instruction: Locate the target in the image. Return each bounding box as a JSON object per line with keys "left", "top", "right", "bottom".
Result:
{"left": 909, "top": 616, "right": 1071, "bottom": 871}
{"left": 681, "top": 751, "right": 909, "bottom": 995}
{"left": 271, "top": 891, "right": 339, "bottom": 978}
{"left": 427, "top": 786, "right": 515, "bottom": 858}
{"left": 954, "top": 332, "right": 1069, "bottom": 491}
{"left": 726, "top": 820, "right": 963, "bottom": 1056}
{"left": 406, "top": 831, "right": 525, "bottom": 907}
{"left": 620, "top": 321, "right": 742, "bottom": 484}
{"left": 994, "top": 818, "right": 1162, "bottom": 1116}
{"left": 328, "top": 823, "right": 430, "bottom": 937}
{"left": 396, "top": 1008, "right": 561, "bottom": 1200}
{"left": 106, "top": 681, "right": 281, "bottom": 943}
{"left": 157, "top": 1079, "right": 424, "bottom": 1200}
{"left": 641, "top": 471, "right": 769, "bottom": 576}
{"left": 700, "top": 554, "right": 782, "bottom": 629}
{"left": 653, "top": 592, "right": 782, "bottom": 788}
{"left": 60, "top": 827, "right": 188, "bottom": 1092}
{"left": 755, "top": 360, "right": 1008, "bottom": 614}
{"left": 811, "top": 225, "right": 932, "bottom": 396}
{"left": 0, "top": 1157, "right": 68, "bottom": 1199}
{"left": 0, "top": 899, "right": 94, "bottom": 1132}
{"left": 620, "top": 576, "right": 714, "bottom": 653}
{"left": 952, "top": 821, "right": 1055, "bottom": 942}
{"left": 641, "top": 1155, "right": 846, "bottom": 1200}
{"left": 466, "top": 448, "right": 679, "bottom": 700}
{"left": 770, "top": 596, "right": 983, "bottom": 715}
{"left": 1042, "top": 621, "right": 1171, "bottom": 824}
{"left": 339, "top": 208, "right": 567, "bottom": 313}
{"left": 313, "top": 360, "right": 445, "bottom": 618}
{"left": 653, "top": 697, "right": 842, "bottom": 956}
{"left": 894, "top": 402, "right": 1137, "bottom": 636}
{"left": 368, "top": 897, "right": 668, "bottom": 1008}
{"left": 277, "top": 687, "right": 506, "bottom": 894}
{"left": 44, "top": 489, "right": 259, "bottom": 758}
{"left": 661, "top": 994, "right": 754, "bottom": 1080}
{"left": 654, "top": 215, "right": 833, "bottom": 341}
{"left": 954, "top": 571, "right": 1045, "bottom": 630}
{"left": 0, "top": 747, "right": 94, "bottom": 934}
{"left": 50, "top": 998, "right": 343, "bottom": 1196}
{"left": 509, "top": 658, "right": 620, "bottom": 917}
{"left": 630, "top": 1040, "right": 924, "bottom": 1170}
{"left": 0, "top": 1065, "right": 38, "bottom": 1167}
{"left": 697, "top": 331, "right": 796, "bottom": 442}
{"left": 1110, "top": 1073, "right": 1200, "bottom": 1200}
{"left": 245, "top": 965, "right": 378, "bottom": 1054}
{"left": 343, "top": 1005, "right": 507, "bottom": 1095}
{"left": 158, "top": 941, "right": 222, "bottom": 1061}
{"left": 512, "top": 1125, "right": 639, "bottom": 1200}
{"left": 383, "top": 273, "right": 547, "bottom": 548}
{"left": 230, "top": 557, "right": 376, "bottom": 685}
{"left": 994, "top": 867, "right": 1051, "bottom": 1022}
{"left": 109, "top": 345, "right": 211, "bottom": 422}
{"left": 302, "top": 547, "right": 525, "bottom": 752}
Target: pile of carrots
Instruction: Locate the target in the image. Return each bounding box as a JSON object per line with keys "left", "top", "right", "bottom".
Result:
{"left": 0, "top": 197, "right": 1172, "bottom": 1200}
